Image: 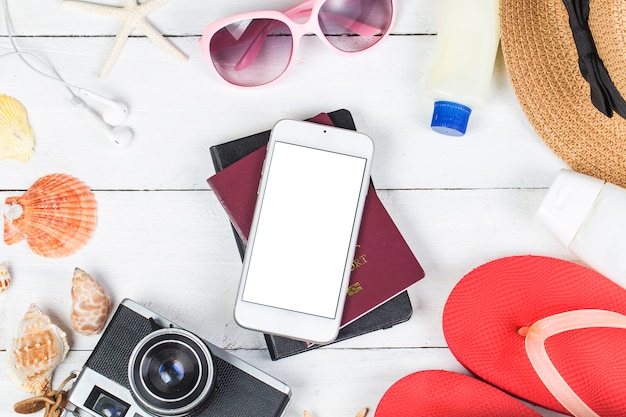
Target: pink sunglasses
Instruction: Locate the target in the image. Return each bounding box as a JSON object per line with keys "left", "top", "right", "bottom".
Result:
{"left": 200, "top": 0, "right": 395, "bottom": 87}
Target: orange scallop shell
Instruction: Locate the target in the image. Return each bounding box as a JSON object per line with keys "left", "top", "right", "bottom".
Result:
{"left": 71, "top": 267, "right": 111, "bottom": 335}
{"left": 3, "top": 173, "right": 97, "bottom": 258}
{"left": 8, "top": 304, "right": 69, "bottom": 394}
{"left": 0, "top": 261, "right": 10, "bottom": 292}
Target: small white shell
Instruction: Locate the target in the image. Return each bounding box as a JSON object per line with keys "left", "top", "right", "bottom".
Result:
{"left": 0, "top": 261, "right": 10, "bottom": 292}
{"left": 71, "top": 267, "right": 111, "bottom": 335}
{"left": 7, "top": 304, "right": 69, "bottom": 394}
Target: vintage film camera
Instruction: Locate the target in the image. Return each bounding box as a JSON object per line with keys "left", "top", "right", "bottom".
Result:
{"left": 66, "top": 299, "right": 291, "bottom": 417}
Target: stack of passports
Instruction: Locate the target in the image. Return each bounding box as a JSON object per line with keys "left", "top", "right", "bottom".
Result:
{"left": 208, "top": 109, "right": 425, "bottom": 360}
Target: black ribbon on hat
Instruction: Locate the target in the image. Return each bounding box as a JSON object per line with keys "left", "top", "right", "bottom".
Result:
{"left": 562, "top": 0, "right": 626, "bottom": 119}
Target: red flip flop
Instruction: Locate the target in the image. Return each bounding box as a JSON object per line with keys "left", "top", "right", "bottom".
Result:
{"left": 374, "top": 370, "right": 541, "bottom": 416}
{"left": 443, "top": 255, "right": 626, "bottom": 417}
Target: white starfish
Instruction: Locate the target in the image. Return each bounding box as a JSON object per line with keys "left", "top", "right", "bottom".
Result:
{"left": 63, "top": 0, "right": 188, "bottom": 78}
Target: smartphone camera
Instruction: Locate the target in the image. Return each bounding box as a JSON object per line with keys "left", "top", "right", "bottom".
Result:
{"left": 66, "top": 299, "right": 291, "bottom": 417}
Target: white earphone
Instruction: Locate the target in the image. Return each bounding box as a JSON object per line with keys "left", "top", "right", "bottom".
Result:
{"left": 78, "top": 88, "right": 129, "bottom": 126}
{"left": 72, "top": 93, "right": 133, "bottom": 147}
{"left": 73, "top": 89, "right": 133, "bottom": 147}
{"left": 1, "top": 0, "right": 133, "bottom": 147}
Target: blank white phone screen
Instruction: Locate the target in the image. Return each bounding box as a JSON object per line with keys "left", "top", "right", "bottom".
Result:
{"left": 242, "top": 141, "right": 367, "bottom": 319}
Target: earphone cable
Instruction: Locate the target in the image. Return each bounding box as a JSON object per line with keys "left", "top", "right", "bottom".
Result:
{"left": 0, "top": 0, "right": 88, "bottom": 108}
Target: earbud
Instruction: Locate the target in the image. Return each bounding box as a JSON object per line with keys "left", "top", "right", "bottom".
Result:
{"left": 107, "top": 125, "right": 133, "bottom": 147}
{"left": 72, "top": 95, "right": 133, "bottom": 147}
{"left": 84, "top": 105, "right": 133, "bottom": 147}
{"left": 102, "top": 103, "right": 129, "bottom": 126}
{"left": 71, "top": 90, "right": 133, "bottom": 147}
{"left": 78, "top": 88, "right": 129, "bottom": 126}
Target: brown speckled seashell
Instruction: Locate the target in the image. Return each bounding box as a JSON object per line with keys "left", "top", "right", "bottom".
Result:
{"left": 0, "top": 95, "right": 35, "bottom": 162}
{"left": 0, "top": 261, "right": 10, "bottom": 292}
{"left": 8, "top": 304, "right": 69, "bottom": 394}
{"left": 71, "top": 267, "right": 110, "bottom": 335}
{"left": 3, "top": 173, "right": 97, "bottom": 258}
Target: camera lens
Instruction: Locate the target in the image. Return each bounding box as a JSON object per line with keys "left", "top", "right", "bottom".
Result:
{"left": 144, "top": 342, "right": 197, "bottom": 399}
{"left": 129, "top": 328, "right": 215, "bottom": 416}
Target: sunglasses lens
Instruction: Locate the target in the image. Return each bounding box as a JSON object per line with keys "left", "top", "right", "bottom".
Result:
{"left": 319, "top": 0, "right": 393, "bottom": 52}
{"left": 209, "top": 18, "right": 293, "bottom": 87}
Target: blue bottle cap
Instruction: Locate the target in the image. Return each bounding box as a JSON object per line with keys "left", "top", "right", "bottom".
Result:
{"left": 430, "top": 100, "right": 472, "bottom": 136}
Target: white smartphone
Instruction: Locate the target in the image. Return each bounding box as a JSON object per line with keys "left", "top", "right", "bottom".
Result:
{"left": 234, "top": 119, "right": 374, "bottom": 343}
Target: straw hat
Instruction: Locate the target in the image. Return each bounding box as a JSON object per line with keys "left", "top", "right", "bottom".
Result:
{"left": 500, "top": 0, "right": 626, "bottom": 188}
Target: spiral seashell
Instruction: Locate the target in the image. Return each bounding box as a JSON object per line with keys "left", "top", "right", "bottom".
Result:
{"left": 0, "top": 95, "right": 35, "bottom": 162}
{"left": 71, "top": 267, "right": 111, "bottom": 335}
{"left": 8, "top": 304, "right": 69, "bottom": 394}
{"left": 0, "top": 261, "right": 10, "bottom": 292}
{"left": 3, "top": 173, "right": 97, "bottom": 258}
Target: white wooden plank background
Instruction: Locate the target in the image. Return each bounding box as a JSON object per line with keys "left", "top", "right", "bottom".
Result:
{"left": 1, "top": 1, "right": 573, "bottom": 416}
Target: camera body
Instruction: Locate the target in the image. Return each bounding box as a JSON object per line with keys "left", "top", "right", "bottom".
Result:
{"left": 66, "top": 299, "right": 291, "bottom": 417}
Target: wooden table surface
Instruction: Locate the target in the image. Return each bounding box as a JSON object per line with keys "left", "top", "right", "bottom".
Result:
{"left": 1, "top": 1, "right": 572, "bottom": 416}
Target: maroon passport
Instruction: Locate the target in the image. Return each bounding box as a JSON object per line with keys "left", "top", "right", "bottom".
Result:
{"left": 207, "top": 114, "right": 425, "bottom": 327}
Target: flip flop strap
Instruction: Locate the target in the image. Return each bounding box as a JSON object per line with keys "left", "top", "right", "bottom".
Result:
{"left": 525, "top": 309, "right": 626, "bottom": 417}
